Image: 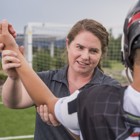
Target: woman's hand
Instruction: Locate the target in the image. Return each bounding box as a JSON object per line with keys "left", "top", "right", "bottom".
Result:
{"left": 37, "top": 105, "right": 61, "bottom": 126}
{"left": 1, "top": 49, "right": 21, "bottom": 80}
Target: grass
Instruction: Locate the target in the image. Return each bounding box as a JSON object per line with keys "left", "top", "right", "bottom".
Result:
{"left": 0, "top": 97, "right": 35, "bottom": 139}
{"left": 103, "top": 60, "right": 129, "bottom": 85}
{"left": 0, "top": 70, "right": 35, "bottom": 140}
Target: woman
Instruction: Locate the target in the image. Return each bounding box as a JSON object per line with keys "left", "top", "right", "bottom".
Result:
{"left": 1, "top": 19, "right": 120, "bottom": 140}
{"left": 1, "top": 19, "right": 140, "bottom": 140}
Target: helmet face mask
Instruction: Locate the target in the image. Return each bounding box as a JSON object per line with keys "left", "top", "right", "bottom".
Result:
{"left": 122, "top": 0, "right": 140, "bottom": 70}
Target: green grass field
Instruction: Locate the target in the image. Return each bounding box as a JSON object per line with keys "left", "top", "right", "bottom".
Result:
{"left": 0, "top": 97, "right": 35, "bottom": 140}
{"left": 103, "top": 60, "right": 129, "bottom": 85}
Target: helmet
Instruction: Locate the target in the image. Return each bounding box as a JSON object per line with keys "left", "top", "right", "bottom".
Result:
{"left": 122, "top": 0, "right": 140, "bottom": 70}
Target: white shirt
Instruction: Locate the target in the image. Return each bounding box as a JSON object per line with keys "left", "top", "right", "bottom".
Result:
{"left": 124, "top": 86, "right": 140, "bottom": 140}
{"left": 55, "top": 85, "right": 140, "bottom": 140}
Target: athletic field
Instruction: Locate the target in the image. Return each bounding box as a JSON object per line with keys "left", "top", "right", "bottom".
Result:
{"left": 0, "top": 95, "right": 35, "bottom": 140}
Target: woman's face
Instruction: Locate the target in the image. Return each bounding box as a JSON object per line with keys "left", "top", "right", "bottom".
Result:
{"left": 66, "top": 31, "right": 102, "bottom": 75}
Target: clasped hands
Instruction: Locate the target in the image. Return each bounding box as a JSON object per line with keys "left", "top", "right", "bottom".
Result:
{"left": 0, "top": 19, "right": 60, "bottom": 126}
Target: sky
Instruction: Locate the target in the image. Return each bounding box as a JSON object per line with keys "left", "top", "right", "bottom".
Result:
{"left": 0, "top": 0, "right": 137, "bottom": 37}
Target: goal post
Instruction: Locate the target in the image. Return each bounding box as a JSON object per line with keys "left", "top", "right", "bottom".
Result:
{"left": 23, "top": 22, "right": 72, "bottom": 67}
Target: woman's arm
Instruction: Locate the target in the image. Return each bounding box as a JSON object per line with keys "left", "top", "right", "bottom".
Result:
{"left": 0, "top": 20, "right": 58, "bottom": 115}
{"left": 1, "top": 49, "right": 34, "bottom": 108}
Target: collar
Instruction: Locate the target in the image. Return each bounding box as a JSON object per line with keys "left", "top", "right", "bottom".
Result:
{"left": 52, "top": 65, "right": 68, "bottom": 85}
{"left": 89, "top": 68, "right": 105, "bottom": 85}
{"left": 52, "top": 66, "right": 105, "bottom": 87}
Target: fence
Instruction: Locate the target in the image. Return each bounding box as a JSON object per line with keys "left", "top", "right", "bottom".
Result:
{"left": 16, "top": 22, "right": 128, "bottom": 84}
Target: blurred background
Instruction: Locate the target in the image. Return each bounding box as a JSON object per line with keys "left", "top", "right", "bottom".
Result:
{"left": 0, "top": 0, "right": 136, "bottom": 139}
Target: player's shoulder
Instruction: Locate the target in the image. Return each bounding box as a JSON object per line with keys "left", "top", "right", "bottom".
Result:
{"left": 78, "top": 84, "right": 127, "bottom": 103}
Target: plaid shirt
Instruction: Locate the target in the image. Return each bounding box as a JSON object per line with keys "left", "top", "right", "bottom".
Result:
{"left": 77, "top": 85, "right": 140, "bottom": 140}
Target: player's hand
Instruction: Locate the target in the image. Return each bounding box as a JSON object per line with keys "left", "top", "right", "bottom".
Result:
{"left": 0, "top": 20, "right": 17, "bottom": 49}
{"left": 0, "top": 19, "right": 18, "bottom": 51}
{"left": 0, "top": 21, "right": 16, "bottom": 38}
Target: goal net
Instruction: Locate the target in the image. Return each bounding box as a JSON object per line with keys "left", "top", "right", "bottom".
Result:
{"left": 23, "top": 22, "right": 71, "bottom": 71}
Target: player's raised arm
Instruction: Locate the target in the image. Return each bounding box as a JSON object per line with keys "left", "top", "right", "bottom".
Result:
{"left": 0, "top": 19, "right": 58, "bottom": 115}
